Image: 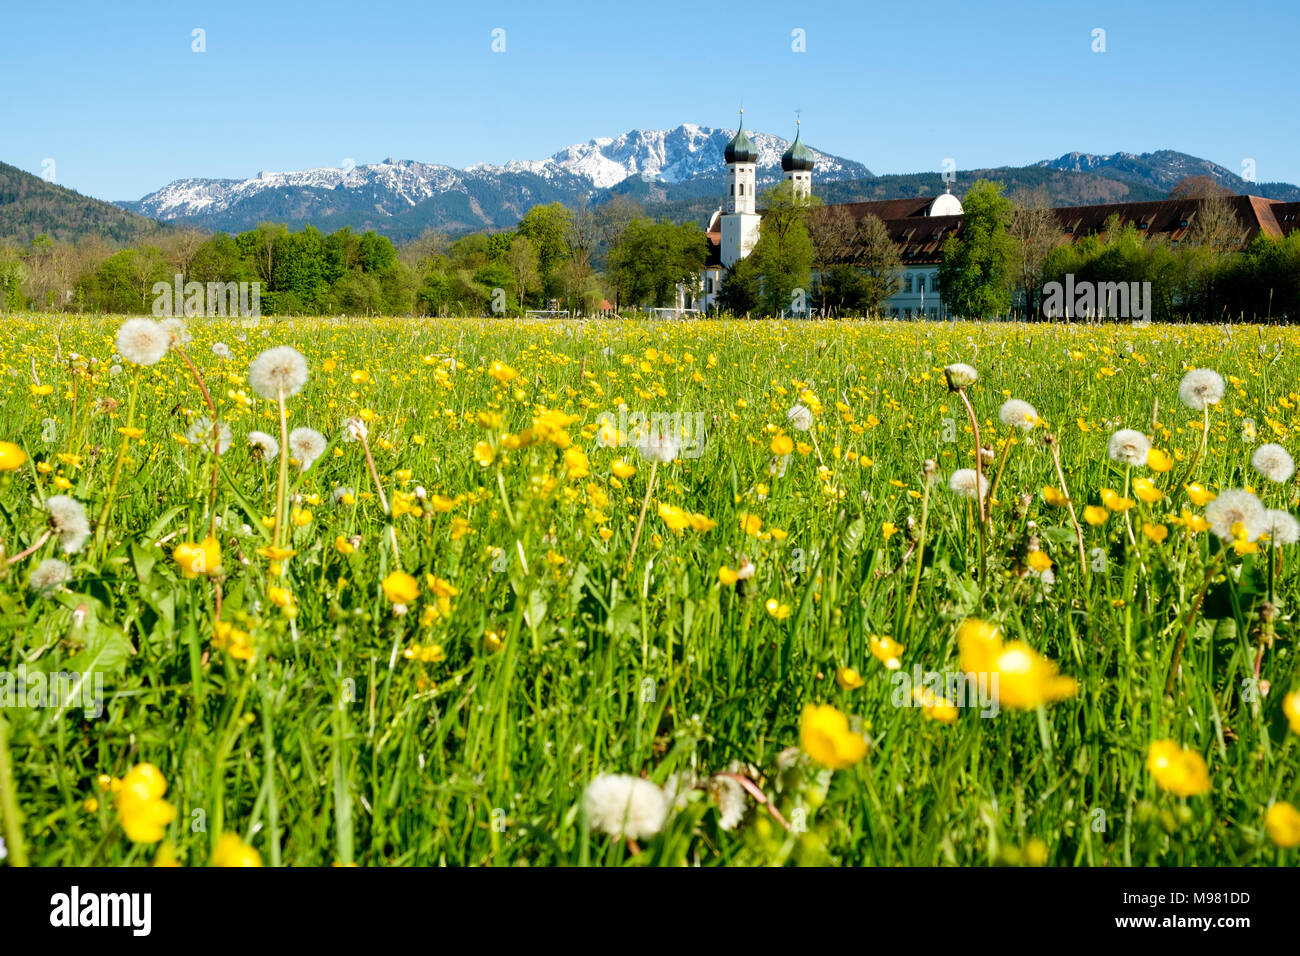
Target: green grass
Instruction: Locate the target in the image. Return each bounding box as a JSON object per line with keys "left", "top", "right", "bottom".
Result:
{"left": 0, "top": 313, "right": 1298, "bottom": 866}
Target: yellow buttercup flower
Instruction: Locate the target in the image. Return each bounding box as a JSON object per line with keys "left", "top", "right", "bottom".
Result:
{"left": 1147, "top": 739, "right": 1211, "bottom": 796}
{"left": 836, "top": 666, "right": 864, "bottom": 690}
{"left": 1026, "top": 551, "right": 1052, "bottom": 572}
{"left": 869, "top": 635, "right": 904, "bottom": 670}
{"left": 1283, "top": 691, "right": 1300, "bottom": 734}
{"left": 0, "top": 441, "right": 28, "bottom": 470}
{"left": 1147, "top": 448, "right": 1174, "bottom": 472}
{"left": 770, "top": 434, "right": 794, "bottom": 456}
{"left": 1083, "top": 505, "right": 1109, "bottom": 526}
{"left": 382, "top": 570, "right": 419, "bottom": 604}
{"left": 764, "top": 598, "right": 791, "bottom": 619}
{"left": 1266, "top": 802, "right": 1300, "bottom": 848}
{"left": 1041, "top": 486, "right": 1067, "bottom": 507}
{"left": 800, "top": 704, "right": 868, "bottom": 769}
{"left": 611, "top": 458, "right": 636, "bottom": 479}
{"left": 173, "top": 538, "right": 221, "bottom": 578}
{"left": 957, "top": 619, "right": 1077, "bottom": 710}
{"left": 912, "top": 686, "right": 958, "bottom": 724}
{"left": 1142, "top": 522, "right": 1169, "bottom": 543}
{"left": 1133, "top": 478, "right": 1162, "bottom": 503}
{"left": 718, "top": 566, "right": 739, "bottom": 585}
{"left": 211, "top": 833, "right": 262, "bottom": 867}
{"left": 113, "top": 763, "right": 176, "bottom": 844}
{"left": 1186, "top": 483, "right": 1216, "bottom": 507}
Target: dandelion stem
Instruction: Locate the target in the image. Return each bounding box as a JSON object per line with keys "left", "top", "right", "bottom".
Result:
{"left": 0, "top": 713, "right": 28, "bottom": 867}
{"left": 5, "top": 530, "right": 51, "bottom": 565}
{"left": 956, "top": 387, "right": 986, "bottom": 585}
{"left": 1047, "top": 435, "right": 1089, "bottom": 582}
{"left": 1166, "top": 551, "right": 1225, "bottom": 697}
{"left": 271, "top": 389, "right": 290, "bottom": 553}
{"left": 174, "top": 347, "right": 222, "bottom": 539}
{"left": 903, "top": 475, "right": 931, "bottom": 633}
{"left": 986, "top": 428, "right": 1015, "bottom": 517}
{"left": 627, "top": 460, "right": 658, "bottom": 572}
{"left": 93, "top": 374, "right": 138, "bottom": 558}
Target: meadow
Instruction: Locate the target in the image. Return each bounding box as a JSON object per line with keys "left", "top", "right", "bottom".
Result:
{"left": 1, "top": 313, "right": 1300, "bottom": 866}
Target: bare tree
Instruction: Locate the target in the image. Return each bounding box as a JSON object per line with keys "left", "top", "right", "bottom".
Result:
{"left": 1169, "top": 175, "right": 1232, "bottom": 200}
{"left": 565, "top": 196, "right": 600, "bottom": 272}
{"left": 1187, "top": 193, "right": 1244, "bottom": 252}
{"left": 162, "top": 228, "right": 207, "bottom": 278}
{"left": 1010, "top": 187, "right": 1065, "bottom": 319}
{"left": 399, "top": 228, "right": 449, "bottom": 273}
{"left": 857, "top": 214, "right": 901, "bottom": 313}
{"left": 808, "top": 205, "right": 858, "bottom": 312}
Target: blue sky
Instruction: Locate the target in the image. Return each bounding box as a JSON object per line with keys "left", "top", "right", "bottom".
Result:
{"left": 3, "top": 0, "right": 1297, "bottom": 201}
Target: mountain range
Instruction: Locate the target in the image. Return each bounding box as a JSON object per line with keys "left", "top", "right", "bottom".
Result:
{"left": 4, "top": 126, "right": 1300, "bottom": 246}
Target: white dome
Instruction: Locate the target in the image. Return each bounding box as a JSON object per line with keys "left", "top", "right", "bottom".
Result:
{"left": 929, "top": 192, "right": 963, "bottom": 216}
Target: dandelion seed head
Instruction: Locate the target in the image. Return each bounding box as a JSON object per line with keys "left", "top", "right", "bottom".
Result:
{"left": 582, "top": 773, "right": 669, "bottom": 841}
{"left": 1205, "top": 488, "right": 1265, "bottom": 541}
{"left": 246, "top": 430, "right": 279, "bottom": 460}
{"left": 1108, "top": 428, "right": 1151, "bottom": 467}
{"left": 28, "top": 558, "right": 70, "bottom": 595}
{"left": 288, "top": 427, "right": 326, "bottom": 471}
{"left": 1261, "top": 509, "right": 1300, "bottom": 546}
{"left": 999, "top": 399, "right": 1038, "bottom": 431}
{"left": 248, "top": 345, "right": 309, "bottom": 400}
{"left": 1252, "top": 443, "right": 1295, "bottom": 483}
{"left": 44, "top": 495, "right": 90, "bottom": 554}
{"left": 786, "top": 403, "right": 814, "bottom": 432}
{"left": 947, "top": 468, "right": 988, "bottom": 499}
{"left": 1178, "top": 368, "right": 1225, "bottom": 411}
{"left": 115, "top": 319, "right": 170, "bottom": 366}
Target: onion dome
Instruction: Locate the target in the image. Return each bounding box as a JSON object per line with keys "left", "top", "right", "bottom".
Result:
{"left": 781, "top": 124, "right": 814, "bottom": 173}
{"left": 724, "top": 111, "right": 758, "bottom": 164}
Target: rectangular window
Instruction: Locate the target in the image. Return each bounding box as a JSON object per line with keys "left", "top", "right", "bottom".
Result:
{"left": 903, "top": 276, "right": 912, "bottom": 293}
{"left": 739, "top": 183, "right": 744, "bottom": 196}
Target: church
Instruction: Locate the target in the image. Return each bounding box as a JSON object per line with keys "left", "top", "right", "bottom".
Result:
{"left": 688, "top": 116, "right": 1300, "bottom": 319}
{"left": 695, "top": 112, "right": 964, "bottom": 317}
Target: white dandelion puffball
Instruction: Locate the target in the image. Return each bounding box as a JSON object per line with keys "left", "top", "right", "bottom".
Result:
{"left": 212, "top": 342, "right": 233, "bottom": 361}
{"left": 116, "top": 319, "right": 170, "bottom": 366}
{"left": 1261, "top": 510, "right": 1300, "bottom": 546}
{"left": 44, "top": 495, "right": 90, "bottom": 554}
{"left": 248, "top": 345, "right": 309, "bottom": 400}
{"left": 1178, "top": 368, "right": 1225, "bottom": 411}
{"left": 160, "top": 318, "right": 191, "bottom": 348}
{"left": 1205, "top": 488, "right": 1265, "bottom": 541}
{"left": 187, "top": 417, "right": 232, "bottom": 455}
{"left": 288, "top": 427, "right": 327, "bottom": 470}
{"left": 999, "top": 399, "right": 1039, "bottom": 431}
{"left": 636, "top": 429, "right": 680, "bottom": 464}
{"left": 1252, "top": 443, "right": 1295, "bottom": 483}
{"left": 583, "top": 774, "right": 669, "bottom": 841}
{"left": 786, "top": 403, "right": 814, "bottom": 432}
{"left": 944, "top": 363, "right": 978, "bottom": 390}
{"left": 29, "top": 558, "right": 71, "bottom": 595}
{"left": 343, "top": 416, "right": 368, "bottom": 443}
{"left": 1107, "top": 429, "right": 1151, "bottom": 467}
{"left": 710, "top": 764, "right": 749, "bottom": 831}
{"left": 948, "top": 468, "right": 988, "bottom": 499}
{"left": 247, "top": 430, "right": 279, "bottom": 460}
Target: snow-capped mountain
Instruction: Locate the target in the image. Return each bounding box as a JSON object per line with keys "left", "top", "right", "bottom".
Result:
{"left": 118, "top": 125, "right": 872, "bottom": 237}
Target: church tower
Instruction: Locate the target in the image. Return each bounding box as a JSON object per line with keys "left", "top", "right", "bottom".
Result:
{"left": 781, "top": 120, "right": 814, "bottom": 200}
{"left": 721, "top": 110, "right": 761, "bottom": 267}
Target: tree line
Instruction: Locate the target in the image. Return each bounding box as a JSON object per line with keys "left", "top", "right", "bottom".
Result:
{"left": 2, "top": 175, "right": 1298, "bottom": 321}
